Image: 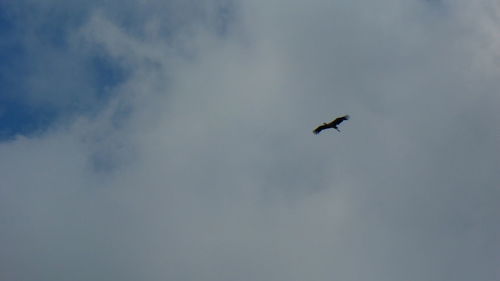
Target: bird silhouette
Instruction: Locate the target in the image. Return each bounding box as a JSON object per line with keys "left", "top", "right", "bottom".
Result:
{"left": 313, "top": 115, "right": 350, "bottom": 134}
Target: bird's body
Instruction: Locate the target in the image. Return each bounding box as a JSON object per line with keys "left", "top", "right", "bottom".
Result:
{"left": 313, "top": 115, "right": 349, "bottom": 134}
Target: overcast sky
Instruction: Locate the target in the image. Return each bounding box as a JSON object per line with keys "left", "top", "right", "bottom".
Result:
{"left": 1, "top": 0, "right": 499, "bottom": 280}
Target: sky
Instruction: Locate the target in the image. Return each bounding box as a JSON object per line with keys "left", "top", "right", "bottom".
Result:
{"left": 0, "top": 0, "right": 499, "bottom": 280}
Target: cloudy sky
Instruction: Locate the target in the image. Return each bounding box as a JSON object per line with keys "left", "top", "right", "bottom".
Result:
{"left": 1, "top": 0, "right": 499, "bottom": 280}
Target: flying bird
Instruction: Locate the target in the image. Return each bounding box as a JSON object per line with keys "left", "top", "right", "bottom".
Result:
{"left": 313, "top": 115, "right": 350, "bottom": 134}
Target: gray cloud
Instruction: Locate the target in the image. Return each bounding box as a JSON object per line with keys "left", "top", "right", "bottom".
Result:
{"left": 0, "top": 0, "right": 499, "bottom": 280}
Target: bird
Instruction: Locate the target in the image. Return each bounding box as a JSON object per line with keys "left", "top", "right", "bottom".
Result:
{"left": 313, "top": 115, "right": 350, "bottom": 134}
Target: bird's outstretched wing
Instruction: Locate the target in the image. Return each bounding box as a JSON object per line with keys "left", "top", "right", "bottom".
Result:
{"left": 313, "top": 124, "right": 329, "bottom": 134}
{"left": 330, "top": 115, "right": 349, "bottom": 126}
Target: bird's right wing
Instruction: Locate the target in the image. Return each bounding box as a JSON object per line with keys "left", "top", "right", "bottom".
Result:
{"left": 331, "top": 115, "right": 349, "bottom": 126}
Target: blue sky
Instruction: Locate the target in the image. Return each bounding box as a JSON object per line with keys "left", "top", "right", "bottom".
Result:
{"left": 0, "top": 0, "right": 236, "bottom": 139}
{"left": 0, "top": 2, "right": 127, "bottom": 139}
{"left": 0, "top": 1, "right": 499, "bottom": 280}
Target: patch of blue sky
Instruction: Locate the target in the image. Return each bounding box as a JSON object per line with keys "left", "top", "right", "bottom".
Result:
{"left": 0, "top": 4, "right": 127, "bottom": 140}
{"left": 0, "top": 0, "right": 237, "bottom": 140}
{"left": 0, "top": 97, "right": 57, "bottom": 140}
